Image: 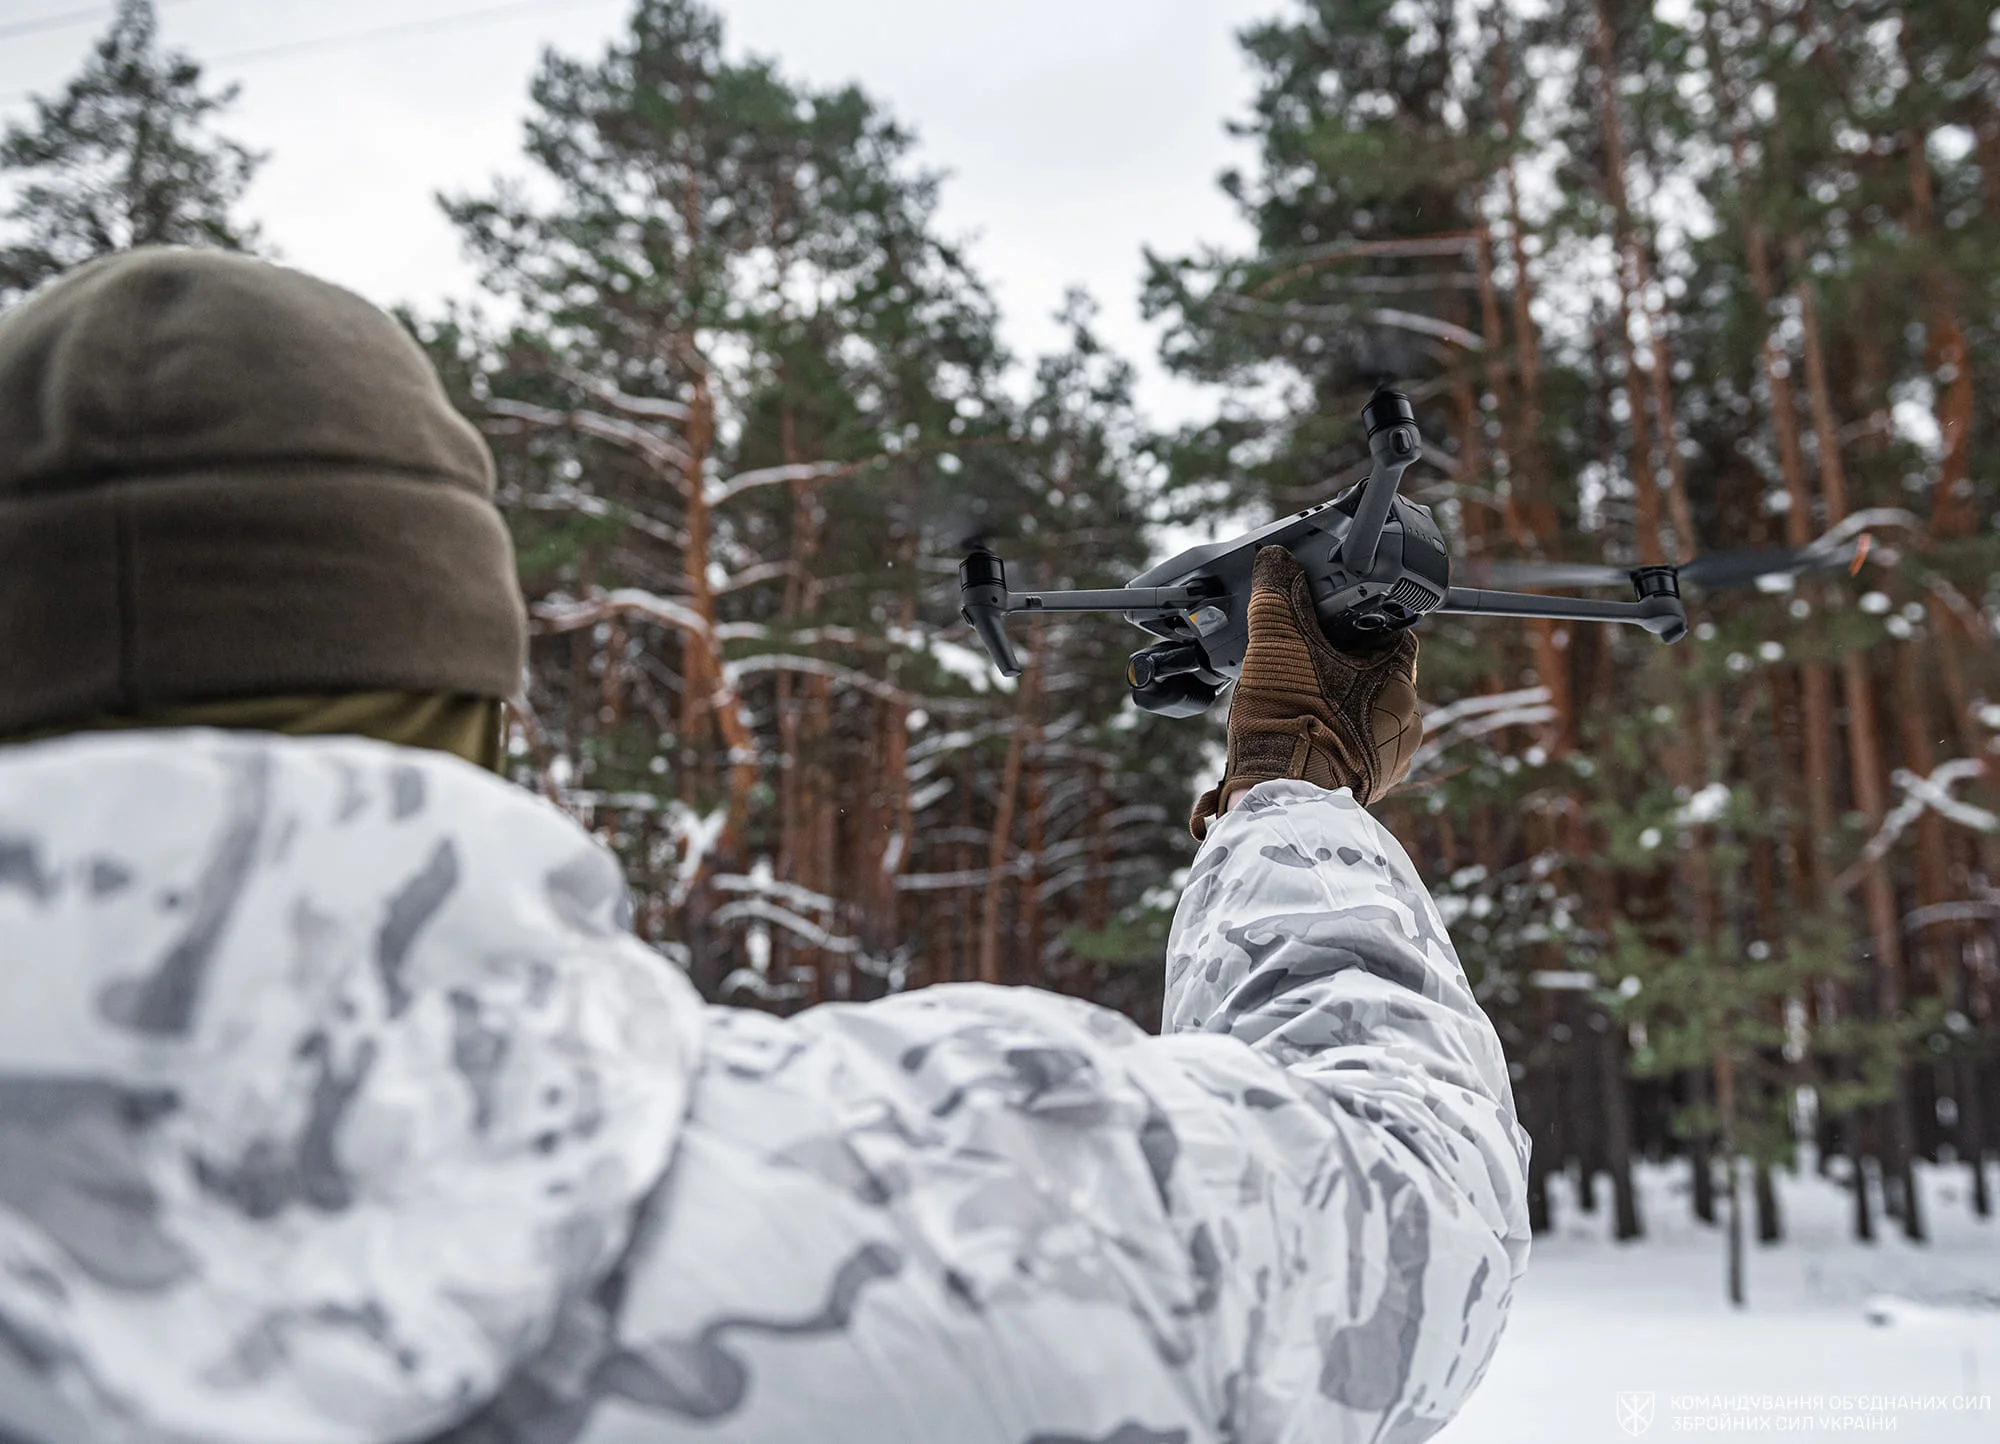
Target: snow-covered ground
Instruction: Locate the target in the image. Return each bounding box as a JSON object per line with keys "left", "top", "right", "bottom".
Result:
{"left": 1447, "top": 1158, "right": 2000, "bottom": 1442}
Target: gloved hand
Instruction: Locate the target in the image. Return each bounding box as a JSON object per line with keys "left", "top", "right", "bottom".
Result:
{"left": 1190, "top": 545, "right": 1421, "bottom": 839}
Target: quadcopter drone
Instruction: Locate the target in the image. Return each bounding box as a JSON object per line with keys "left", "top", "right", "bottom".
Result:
{"left": 959, "top": 387, "right": 1867, "bottom": 717}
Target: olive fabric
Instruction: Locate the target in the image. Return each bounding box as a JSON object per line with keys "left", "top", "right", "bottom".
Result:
{"left": 0, "top": 246, "right": 526, "bottom": 738}
{"left": 1190, "top": 544, "right": 1421, "bottom": 839}
{"left": 11, "top": 692, "right": 507, "bottom": 771}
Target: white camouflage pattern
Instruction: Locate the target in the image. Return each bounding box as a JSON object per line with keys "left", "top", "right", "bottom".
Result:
{"left": 0, "top": 733, "right": 1528, "bottom": 1444}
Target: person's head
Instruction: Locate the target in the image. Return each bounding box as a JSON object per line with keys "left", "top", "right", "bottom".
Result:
{"left": 0, "top": 246, "right": 526, "bottom": 767}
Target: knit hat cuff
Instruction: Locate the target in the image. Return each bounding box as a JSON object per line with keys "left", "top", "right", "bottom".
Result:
{"left": 0, "top": 465, "right": 526, "bottom": 734}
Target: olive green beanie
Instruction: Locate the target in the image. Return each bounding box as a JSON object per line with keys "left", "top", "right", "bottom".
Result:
{"left": 0, "top": 246, "right": 526, "bottom": 737}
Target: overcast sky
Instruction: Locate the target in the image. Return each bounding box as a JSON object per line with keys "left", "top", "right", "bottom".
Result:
{"left": 1, "top": 0, "right": 1274, "bottom": 423}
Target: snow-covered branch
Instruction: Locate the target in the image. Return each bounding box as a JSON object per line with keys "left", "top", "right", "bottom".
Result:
{"left": 531, "top": 588, "right": 714, "bottom": 643}
{"left": 1904, "top": 899, "right": 2000, "bottom": 934}
{"left": 552, "top": 366, "right": 694, "bottom": 423}
{"left": 1247, "top": 232, "right": 1480, "bottom": 294}
{"left": 1213, "top": 294, "right": 1485, "bottom": 349}
{"left": 713, "top": 897, "right": 861, "bottom": 955}
{"left": 1408, "top": 686, "right": 1557, "bottom": 776}
{"left": 488, "top": 398, "right": 694, "bottom": 479}
{"left": 724, "top": 653, "right": 906, "bottom": 703}
{"left": 719, "top": 966, "right": 809, "bottom": 1003}
{"left": 712, "top": 871, "right": 840, "bottom": 917}
{"left": 504, "top": 483, "right": 688, "bottom": 547}
{"left": 1817, "top": 507, "right": 1923, "bottom": 553}
{"left": 705, "top": 459, "right": 849, "bottom": 508}
{"left": 715, "top": 559, "right": 796, "bottom": 594}
{"left": 1365, "top": 306, "right": 1485, "bottom": 350}
{"left": 1839, "top": 758, "right": 1997, "bottom": 891}
{"left": 1422, "top": 686, "right": 1555, "bottom": 735}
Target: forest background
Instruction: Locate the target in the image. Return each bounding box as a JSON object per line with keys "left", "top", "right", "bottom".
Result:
{"left": 4, "top": 0, "right": 1997, "bottom": 1301}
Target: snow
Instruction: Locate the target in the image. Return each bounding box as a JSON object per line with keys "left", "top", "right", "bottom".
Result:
{"left": 1446, "top": 1160, "right": 2000, "bottom": 1442}
{"left": 1676, "top": 781, "right": 1733, "bottom": 825}
{"left": 1891, "top": 381, "right": 1945, "bottom": 461}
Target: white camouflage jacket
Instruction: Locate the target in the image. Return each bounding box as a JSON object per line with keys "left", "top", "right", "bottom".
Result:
{"left": 0, "top": 731, "right": 1529, "bottom": 1444}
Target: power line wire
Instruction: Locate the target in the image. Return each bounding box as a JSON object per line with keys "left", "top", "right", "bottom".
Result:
{"left": 0, "top": 5, "right": 107, "bottom": 43}
{"left": 0, "top": 0, "right": 613, "bottom": 105}
{"left": 0, "top": 0, "right": 197, "bottom": 44}
{"left": 206, "top": 0, "right": 612, "bottom": 66}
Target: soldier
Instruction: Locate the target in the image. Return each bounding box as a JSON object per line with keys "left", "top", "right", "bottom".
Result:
{"left": 0, "top": 248, "right": 1527, "bottom": 1444}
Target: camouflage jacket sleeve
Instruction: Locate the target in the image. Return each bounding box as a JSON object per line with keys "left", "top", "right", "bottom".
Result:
{"left": 448, "top": 779, "right": 1528, "bottom": 1444}
{"left": 1152, "top": 778, "right": 1532, "bottom": 1439}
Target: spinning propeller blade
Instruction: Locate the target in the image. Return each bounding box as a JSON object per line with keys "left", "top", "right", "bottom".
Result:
{"left": 1469, "top": 535, "right": 1872, "bottom": 593}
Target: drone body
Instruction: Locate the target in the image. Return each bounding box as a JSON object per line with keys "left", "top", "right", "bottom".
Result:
{"left": 960, "top": 387, "right": 1853, "bottom": 717}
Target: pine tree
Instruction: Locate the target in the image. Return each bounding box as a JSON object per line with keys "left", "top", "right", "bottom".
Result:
{"left": 1148, "top": 0, "right": 2000, "bottom": 1281}
{"left": 427, "top": 0, "right": 1199, "bottom": 1015}
{"left": 0, "top": 0, "right": 264, "bottom": 301}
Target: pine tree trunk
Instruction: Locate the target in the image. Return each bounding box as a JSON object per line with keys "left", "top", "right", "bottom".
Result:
{"left": 776, "top": 418, "right": 824, "bottom": 993}
{"left": 953, "top": 770, "right": 978, "bottom": 985}
{"left": 870, "top": 690, "right": 911, "bottom": 987}
{"left": 1086, "top": 766, "right": 1111, "bottom": 934}
{"left": 1900, "top": 135, "right": 1990, "bottom": 1218}
{"left": 1019, "top": 713, "right": 1045, "bottom": 986}
{"left": 678, "top": 378, "right": 759, "bottom": 858}
{"left": 1891, "top": 640, "right": 1951, "bottom": 985}
{"left": 1716, "top": 1007, "right": 1745, "bottom": 1301}
{"left": 1589, "top": 0, "right": 1667, "bottom": 564}
{"left": 1476, "top": 229, "right": 1571, "bottom": 752}
{"left": 1759, "top": 283, "right": 1840, "bottom": 900}
{"left": 1492, "top": 13, "right": 1542, "bottom": 441}
{"left": 1786, "top": 258, "right": 1926, "bottom": 1242}
{"left": 1690, "top": 1067, "right": 1717, "bottom": 1226}
{"left": 977, "top": 661, "right": 1040, "bottom": 985}
{"left": 1527, "top": 1062, "right": 1557, "bottom": 1235}
{"left": 1905, "top": 67, "right": 1978, "bottom": 539}
{"left": 1755, "top": 1156, "right": 1782, "bottom": 1244}
{"left": 1846, "top": 657, "right": 1924, "bottom": 1242}
{"left": 1852, "top": 1063, "right": 1878, "bottom": 1244}
{"left": 1567, "top": 995, "right": 1606, "bottom": 1218}
{"left": 1963, "top": 1055, "right": 1993, "bottom": 1218}
{"left": 1598, "top": 1011, "right": 1643, "bottom": 1239}
{"left": 1714, "top": 6, "right": 1842, "bottom": 920}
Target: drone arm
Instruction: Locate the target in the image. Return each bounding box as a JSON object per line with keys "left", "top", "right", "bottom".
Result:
{"left": 1007, "top": 584, "right": 1212, "bottom": 615}
{"left": 1438, "top": 586, "right": 1687, "bottom": 642}
{"left": 961, "top": 546, "right": 1218, "bottom": 679}
{"left": 1342, "top": 390, "right": 1423, "bottom": 575}
{"left": 975, "top": 584, "right": 1208, "bottom": 680}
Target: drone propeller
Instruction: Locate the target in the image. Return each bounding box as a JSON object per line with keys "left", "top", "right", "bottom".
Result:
{"left": 1468, "top": 535, "right": 1870, "bottom": 593}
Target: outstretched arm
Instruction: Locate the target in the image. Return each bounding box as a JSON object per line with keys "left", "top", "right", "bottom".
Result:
{"left": 1149, "top": 543, "right": 1530, "bottom": 1437}
{"left": 446, "top": 548, "right": 1526, "bottom": 1444}
{"left": 1147, "top": 777, "right": 1530, "bottom": 1439}
{"left": 443, "top": 787, "right": 1524, "bottom": 1444}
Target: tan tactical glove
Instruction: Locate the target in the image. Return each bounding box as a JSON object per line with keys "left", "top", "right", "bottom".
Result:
{"left": 1190, "top": 545, "right": 1421, "bottom": 839}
